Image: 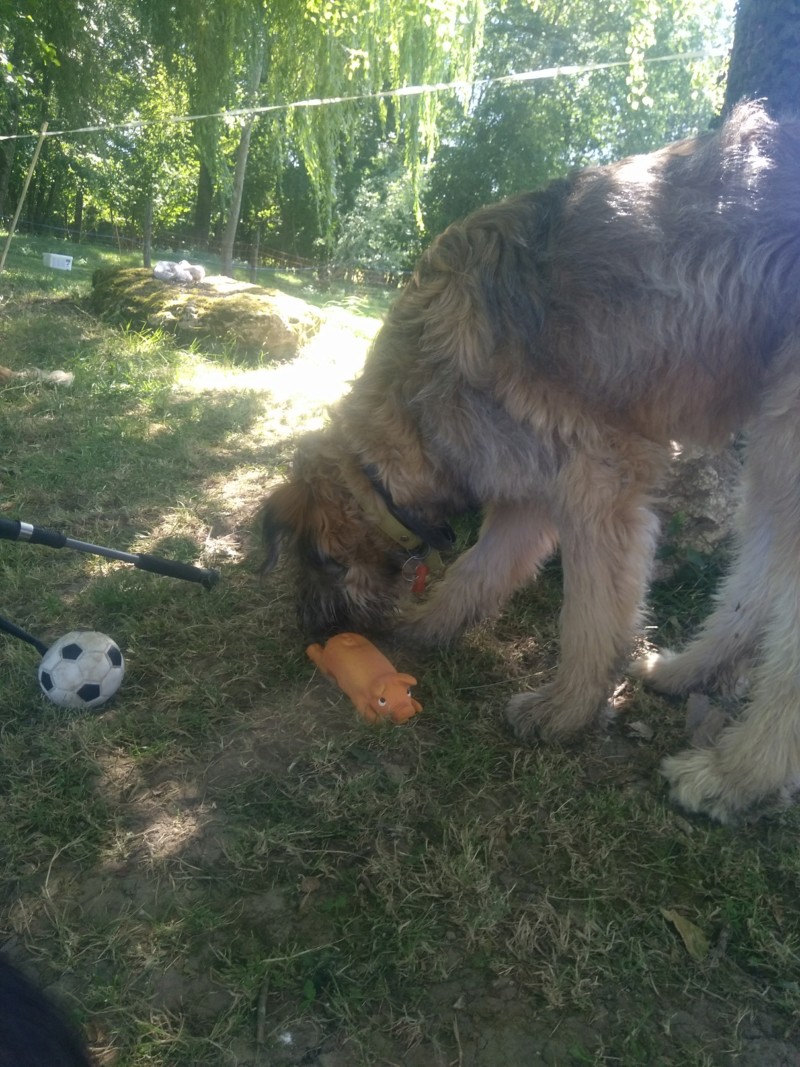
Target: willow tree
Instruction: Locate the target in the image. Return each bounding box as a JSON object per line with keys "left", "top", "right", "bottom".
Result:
{"left": 142, "top": 0, "right": 485, "bottom": 273}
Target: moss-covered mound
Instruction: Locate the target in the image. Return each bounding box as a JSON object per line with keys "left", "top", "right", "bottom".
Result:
{"left": 88, "top": 266, "right": 323, "bottom": 360}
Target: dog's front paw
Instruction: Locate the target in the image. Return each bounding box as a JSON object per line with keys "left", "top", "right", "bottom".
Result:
{"left": 505, "top": 684, "right": 599, "bottom": 743}
{"left": 395, "top": 596, "right": 466, "bottom": 647}
{"left": 505, "top": 687, "right": 557, "bottom": 741}
{"left": 661, "top": 748, "right": 745, "bottom": 824}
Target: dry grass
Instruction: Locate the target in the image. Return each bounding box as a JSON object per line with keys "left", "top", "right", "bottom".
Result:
{"left": 1, "top": 234, "right": 800, "bottom": 1066}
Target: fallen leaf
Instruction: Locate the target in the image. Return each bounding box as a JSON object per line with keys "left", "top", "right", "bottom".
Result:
{"left": 672, "top": 814, "right": 696, "bottom": 836}
{"left": 661, "top": 908, "right": 709, "bottom": 961}
{"left": 298, "top": 875, "right": 322, "bottom": 914}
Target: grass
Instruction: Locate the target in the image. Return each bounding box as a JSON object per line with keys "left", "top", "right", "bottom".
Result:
{"left": 1, "top": 231, "right": 800, "bottom": 1066}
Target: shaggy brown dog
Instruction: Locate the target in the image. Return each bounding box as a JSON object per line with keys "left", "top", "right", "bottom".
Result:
{"left": 262, "top": 102, "right": 800, "bottom": 823}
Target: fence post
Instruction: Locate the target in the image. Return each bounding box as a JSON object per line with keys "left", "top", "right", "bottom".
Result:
{"left": 0, "top": 122, "right": 48, "bottom": 273}
{"left": 249, "top": 225, "right": 261, "bottom": 283}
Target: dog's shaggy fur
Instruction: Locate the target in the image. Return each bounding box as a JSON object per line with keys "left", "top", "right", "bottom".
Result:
{"left": 262, "top": 102, "right": 800, "bottom": 823}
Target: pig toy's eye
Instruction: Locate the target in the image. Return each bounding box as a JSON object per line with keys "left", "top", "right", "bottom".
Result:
{"left": 406, "top": 688, "right": 411, "bottom": 696}
{"left": 378, "top": 697, "right": 387, "bottom": 706}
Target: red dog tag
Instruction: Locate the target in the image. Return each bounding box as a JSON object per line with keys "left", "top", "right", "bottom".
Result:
{"left": 411, "top": 562, "right": 430, "bottom": 594}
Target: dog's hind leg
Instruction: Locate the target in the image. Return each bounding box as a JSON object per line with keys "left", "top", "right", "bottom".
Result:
{"left": 662, "top": 599, "right": 800, "bottom": 822}
{"left": 661, "top": 362, "right": 800, "bottom": 821}
{"left": 632, "top": 476, "right": 768, "bottom": 698}
{"left": 507, "top": 438, "right": 665, "bottom": 741}
{"left": 401, "top": 498, "right": 558, "bottom": 644}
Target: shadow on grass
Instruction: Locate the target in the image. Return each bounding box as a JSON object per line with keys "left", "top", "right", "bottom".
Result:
{"left": 3, "top": 285, "right": 800, "bottom": 1067}
{"left": 0, "top": 298, "right": 290, "bottom": 528}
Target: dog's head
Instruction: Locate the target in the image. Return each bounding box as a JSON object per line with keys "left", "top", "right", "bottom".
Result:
{"left": 261, "top": 434, "right": 429, "bottom": 639}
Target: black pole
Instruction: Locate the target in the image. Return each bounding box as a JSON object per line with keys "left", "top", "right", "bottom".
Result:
{"left": 0, "top": 518, "right": 220, "bottom": 589}
{"left": 0, "top": 614, "right": 48, "bottom": 656}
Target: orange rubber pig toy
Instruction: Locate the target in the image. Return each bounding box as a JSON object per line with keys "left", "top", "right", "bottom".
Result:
{"left": 306, "top": 633, "right": 422, "bottom": 724}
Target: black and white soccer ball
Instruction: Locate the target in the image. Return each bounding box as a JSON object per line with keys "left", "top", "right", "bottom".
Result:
{"left": 38, "top": 630, "right": 125, "bottom": 709}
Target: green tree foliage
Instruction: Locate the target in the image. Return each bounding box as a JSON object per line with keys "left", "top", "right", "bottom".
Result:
{"left": 0, "top": 0, "right": 191, "bottom": 242}
{"left": 86, "top": 64, "right": 195, "bottom": 254}
{"left": 332, "top": 149, "right": 424, "bottom": 278}
{"left": 0, "top": 0, "right": 734, "bottom": 274}
{"left": 0, "top": 0, "right": 115, "bottom": 219}
{"left": 421, "top": 0, "right": 730, "bottom": 238}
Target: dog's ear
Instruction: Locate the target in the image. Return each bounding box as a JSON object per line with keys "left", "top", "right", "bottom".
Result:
{"left": 260, "top": 480, "right": 314, "bottom": 571}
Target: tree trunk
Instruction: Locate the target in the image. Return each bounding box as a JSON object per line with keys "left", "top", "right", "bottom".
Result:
{"left": 72, "top": 188, "right": 84, "bottom": 242}
{"left": 193, "top": 160, "right": 214, "bottom": 249}
{"left": 0, "top": 40, "right": 23, "bottom": 220}
{"left": 43, "top": 177, "right": 58, "bottom": 224}
{"left": 220, "top": 42, "right": 265, "bottom": 278}
{"left": 249, "top": 224, "right": 261, "bottom": 283}
{"left": 723, "top": 0, "right": 800, "bottom": 117}
{"left": 29, "top": 179, "right": 42, "bottom": 228}
{"left": 142, "top": 195, "right": 153, "bottom": 268}
{"left": 0, "top": 114, "right": 19, "bottom": 221}
{"left": 221, "top": 118, "right": 256, "bottom": 278}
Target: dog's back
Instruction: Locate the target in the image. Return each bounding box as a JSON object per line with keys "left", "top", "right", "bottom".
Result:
{"left": 356, "top": 102, "right": 800, "bottom": 458}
